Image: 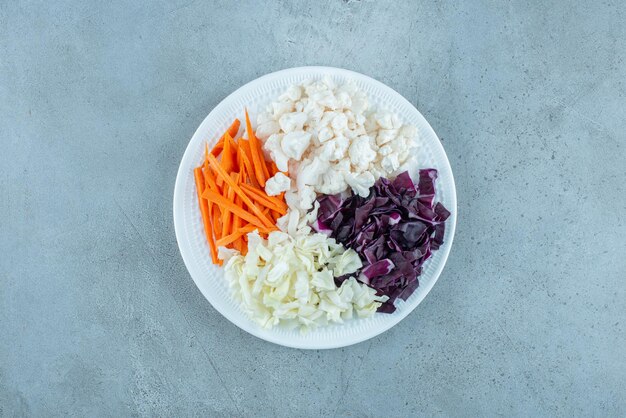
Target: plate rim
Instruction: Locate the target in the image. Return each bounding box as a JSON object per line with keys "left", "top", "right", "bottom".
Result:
{"left": 173, "top": 66, "right": 457, "bottom": 349}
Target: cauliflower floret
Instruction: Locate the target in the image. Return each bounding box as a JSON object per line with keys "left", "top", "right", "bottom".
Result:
{"left": 381, "top": 153, "right": 400, "bottom": 173}
{"left": 264, "top": 134, "right": 290, "bottom": 172}
{"left": 296, "top": 158, "right": 328, "bottom": 191}
{"left": 279, "top": 85, "right": 302, "bottom": 102}
{"left": 317, "top": 126, "right": 333, "bottom": 143}
{"left": 344, "top": 171, "right": 375, "bottom": 197}
{"left": 348, "top": 135, "right": 377, "bottom": 170}
{"left": 351, "top": 93, "right": 368, "bottom": 114}
{"left": 281, "top": 131, "right": 312, "bottom": 161}
{"left": 401, "top": 124, "right": 417, "bottom": 138}
{"left": 297, "top": 185, "right": 317, "bottom": 211}
{"left": 272, "top": 101, "right": 293, "bottom": 118}
{"left": 336, "top": 91, "right": 352, "bottom": 109}
{"left": 317, "top": 141, "right": 336, "bottom": 161}
{"left": 318, "top": 169, "right": 348, "bottom": 195}
{"left": 278, "top": 112, "right": 307, "bottom": 133}
{"left": 389, "top": 137, "right": 408, "bottom": 153}
{"left": 265, "top": 172, "right": 291, "bottom": 196}
{"left": 331, "top": 135, "right": 349, "bottom": 161}
{"left": 375, "top": 112, "right": 394, "bottom": 129}
{"left": 331, "top": 113, "right": 348, "bottom": 132}
{"left": 334, "top": 158, "right": 351, "bottom": 173}
{"left": 398, "top": 150, "right": 411, "bottom": 164}
{"left": 376, "top": 129, "right": 397, "bottom": 146}
{"left": 256, "top": 121, "right": 280, "bottom": 139}
{"left": 378, "top": 144, "right": 393, "bottom": 156}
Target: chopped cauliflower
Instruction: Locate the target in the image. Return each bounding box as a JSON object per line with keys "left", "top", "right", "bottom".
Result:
{"left": 265, "top": 172, "right": 291, "bottom": 196}
{"left": 258, "top": 77, "right": 418, "bottom": 218}
{"left": 281, "top": 131, "right": 312, "bottom": 160}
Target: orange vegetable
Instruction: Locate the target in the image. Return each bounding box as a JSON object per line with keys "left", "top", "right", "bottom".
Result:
{"left": 202, "top": 188, "right": 268, "bottom": 230}
{"left": 270, "top": 209, "right": 282, "bottom": 222}
{"left": 192, "top": 114, "right": 288, "bottom": 265}
{"left": 211, "top": 119, "right": 241, "bottom": 156}
{"left": 240, "top": 183, "right": 288, "bottom": 213}
{"left": 268, "top": 161, "right": 279, "bottom": 176}
{"left": 221, "top": 183, "right": 235, "bottom": 237}
{"left": 216, "top": 225, "right": 253, "bottom": 247}
{"left": 193, "top": 168, "right": 218, "bottom": 264}
{"left": 232, "top": 177, "right": 243, "bottom": 234}
{"left": 205, "top": 154, "right": 275, "bottom": 229}
{"left": 245, "top": 109, "right": 267, "bottom": 187}
{"left": 238, "top": 140, "right": 259, "bottom": 188}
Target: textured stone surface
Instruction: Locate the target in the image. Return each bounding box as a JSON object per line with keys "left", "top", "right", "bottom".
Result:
{"left": 1, "top": 1, "right": 625, "bottom": 416}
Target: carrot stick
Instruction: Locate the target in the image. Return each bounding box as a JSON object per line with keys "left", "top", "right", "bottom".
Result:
{"left": 206, "top": 154, "right": 275, "bottom": 229}
{"left": 222, "top": 173, "right": 238, "bottom": 237}
{"left": 202, "top": 165, "right": 220, "bottom": 194}
{"left": 228, "top": 118, "right": 241, "bottom": 138}
{"left": 238, "top": 140, "right": 259, "bottom": 188}
{"left": 245, "top": 109, "right": 266, "bottom": 187}
{"left": 211, "top": 143, "right": 223, "bottom": 157}
{"left": 200, "top": 164, "right": 218, "bottom": 244}
{"left": 238, "top": 157, "right": 248, "bottom": 184}
{"left": 213, "top": 206, "right": 222, "bottom": 240}
{"left": 216, "top": 225, "right": 259, "bottom": 247}
{"left": 232, "top": 177, "right": 242, "bottom": 234}
{"left": 194, "top": 168, "right": 218, "bottom": 264}
{"left": 211, "top": 119, "right": 241, "bottom": 156}
{"left": 239, "top": 183, "right": 288, "bottom": 212}
{"left": 223, "top": 132, "right": 235, "bottom": 171}
{"left": 239, "top": 186, "right": 287, "bottom": 214}
{"left": 261, "top": 154, "right": 270, "bottom": 180}
{"left": 221, "top": 184, "right": 234, "bottom": 238}
{"left": 270, "top": 209, "right": 282, "bottom": 221}
{"left": 268, "top": 161, "right": 279, "bottom": 176}
{"left": 202, "top": 189, "right": 270, "bottom": 230}
{"left": 216, "top": 133, "right": 233, "bottom": 187}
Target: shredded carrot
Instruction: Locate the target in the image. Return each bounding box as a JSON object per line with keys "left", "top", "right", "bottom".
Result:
{"left": 238, "top": 140, "right": 259, "bottom": 188}
{"left": 216, "top": 224, "right": 259, "bottom": 247}
{"left": 193, "top": 115, "right": 288, "bottom": 264}
{"left": 238, "top": 157, "right": 248, "bottom": 185}
{"left": 240, "top": 183, "right": 288, "bottom": 210}
{"left": 270, "top": 209, "right": 282, "bottom": 222}
{"left": 221, "top": 184, "right": 235, "bottom": 237}
{"left": 213, "top": 207, "right": 222, "bottom": 240}
{"left": 232, "top": 175, "right": 243, "bottom": 234}
{"left": 211, "top": 119, "right": 241, "bottom": 156}
{"left": 268, "top": 161, "right": 279, "bottom": 177}
{"left": 239, "top": 183, "right": 287, "bottom": 213}
{"left": 206, "top": 154, "right": 275, "bottom": 229}
{"left": 194, "top": 168, "right": 218, "bottom": 263}
{"left": 202, "top": 188, "right": 269, "bottom": 230}
{"left": 261, "top": 153, "right": 270, "bottom": 180}
{"left": 224, "top": 173, "right": 239, "bottom": 237}
{"left": 245, "top": 109, "right": 266, "bottom": 187}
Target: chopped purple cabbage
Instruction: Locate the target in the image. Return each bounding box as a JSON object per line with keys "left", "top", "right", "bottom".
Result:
{"left": 316, "top": 169, "right": 450, "bottom": 313}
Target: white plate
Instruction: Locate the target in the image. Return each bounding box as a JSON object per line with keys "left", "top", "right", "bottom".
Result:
{"left": 173, "top": 67, "right": 457, "bottom": 349}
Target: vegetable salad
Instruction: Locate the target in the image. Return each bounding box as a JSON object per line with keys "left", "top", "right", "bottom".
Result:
{"left": 193, "top": 77, "right": 449, "bottom": 330}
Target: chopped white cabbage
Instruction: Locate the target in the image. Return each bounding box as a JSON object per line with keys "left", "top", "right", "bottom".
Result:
{"left": 224, "top": 230, "right": 387, "bottom": 331}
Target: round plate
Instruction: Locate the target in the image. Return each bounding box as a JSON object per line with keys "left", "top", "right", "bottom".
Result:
{"left": 173, "top": 67, "right": 457, "bottom": 349}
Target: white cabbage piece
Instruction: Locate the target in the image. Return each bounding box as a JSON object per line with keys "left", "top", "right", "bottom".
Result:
{"left": 224, "top": 230, "right": 386, "bottom": 331}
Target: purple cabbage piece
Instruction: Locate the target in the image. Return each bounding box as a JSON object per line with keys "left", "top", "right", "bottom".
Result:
{"left": 361, "top": 259, "right": 395, "bottom": 279}
{"left": 315, "top": 169, "right": 450, "bottom": 313}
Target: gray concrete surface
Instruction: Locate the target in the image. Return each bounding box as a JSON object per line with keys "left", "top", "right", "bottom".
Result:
{"left": 1, "top": 1, "right": 625, "bottom": 416}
